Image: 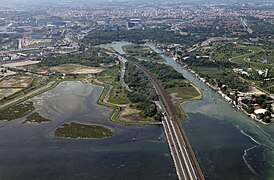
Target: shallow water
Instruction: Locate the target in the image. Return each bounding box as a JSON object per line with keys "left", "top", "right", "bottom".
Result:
{"left": 163, "top": 47, "right": 274, "bottom": 179}
{"left": 0, "top": 81, "right": 176, "bottom": 180}
{"left": 112, "top": 41, "right": 274, "bottom": 179}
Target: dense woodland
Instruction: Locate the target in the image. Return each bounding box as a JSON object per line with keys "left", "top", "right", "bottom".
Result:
{"left": 124, "top": 63, "right": 158, "bottom": 118}
{"left": 139, "top": 61, "right": 185, "bottom": 82}
{"left": 184, "top": 56, "right": 235, "bottom": 68}
{"left": 246, "top": 16, "right": 274, "bottom": 38}
{"left": 40, "top": 48, "right": 117, "bottom": 67}
{"left": 82, "top": 28, "right": 206, "bottom": 47}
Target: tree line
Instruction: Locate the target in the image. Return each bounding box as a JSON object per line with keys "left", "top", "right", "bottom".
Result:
{"left": 40, "top": 48, "right": 117, "bottom": 67}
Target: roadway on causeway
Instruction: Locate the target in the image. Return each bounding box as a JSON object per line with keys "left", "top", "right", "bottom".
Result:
{"left": 132, "top": 62, "right": 204, "bottom": 180}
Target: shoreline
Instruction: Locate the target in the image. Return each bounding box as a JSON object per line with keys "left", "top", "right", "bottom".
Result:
{"left": 147, "top": 41, "right": 271, "bottom": 125}
{"left": 53, "top": 122, "right": 114, "bottom": 140}
{"left": 93, "top": 81, "right": 161, "bottom": 125}
{"left": 179, "top": 63, "right": 271, "bottom": 125}
{"left": 173, "top": 84, "right": 204, "bottom": 121}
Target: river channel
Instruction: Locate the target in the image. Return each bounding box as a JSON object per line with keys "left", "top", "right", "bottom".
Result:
{"left": 110, "top": 41, "right": 274, "bottom": 179}
{"left": 1, "top": 41, "right": 274, "bottom": 180}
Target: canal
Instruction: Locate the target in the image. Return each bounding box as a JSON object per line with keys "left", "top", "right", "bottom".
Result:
{"left": 112, "top": 41, "right": 274, "bottom": 179}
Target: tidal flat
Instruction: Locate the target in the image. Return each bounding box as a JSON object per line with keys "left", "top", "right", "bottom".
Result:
{"left": 0, "top": 81, "right": 176, "bottom": 180}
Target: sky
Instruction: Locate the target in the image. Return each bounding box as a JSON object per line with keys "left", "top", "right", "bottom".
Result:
{"left": 0, "top": 0, "right": 268, "bottom": 6}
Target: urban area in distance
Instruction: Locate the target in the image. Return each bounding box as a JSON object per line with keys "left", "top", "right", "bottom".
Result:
{"left": 0, "top": 0, "right": 274, "bottom": 179}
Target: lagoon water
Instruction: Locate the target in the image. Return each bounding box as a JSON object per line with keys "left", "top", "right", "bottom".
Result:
{"left": 1, "top": 42, "right": 274, "bottom": 180}
{"left": 0, "top": 81, "right": 176, "bottom": 180}
{"left": 163, "top": 48, "right": 274, "bottom": 179}
{"left": 112, "top": 42, "right": 274, "bottom": 179}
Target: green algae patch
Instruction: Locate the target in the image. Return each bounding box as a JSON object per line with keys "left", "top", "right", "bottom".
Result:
{"left": 54, "top": 122, "right": 113, "bottom": 139}
{"left": 24, "top": 112, "right": 51, "bottom": 123}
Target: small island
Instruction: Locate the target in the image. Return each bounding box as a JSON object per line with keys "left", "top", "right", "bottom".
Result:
{"left": 24, "top": 112, "right": 51, "bottom": 123}
{"left": 54, "top": 122, "right": 113, "bottom": 139}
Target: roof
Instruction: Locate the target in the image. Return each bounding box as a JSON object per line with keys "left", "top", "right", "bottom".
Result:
{"left": 254, "top": 108, "right": 267, "bottom": 114}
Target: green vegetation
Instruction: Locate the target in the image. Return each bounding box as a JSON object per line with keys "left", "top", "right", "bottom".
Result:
{"left": 54, "top": 122, "right": 113, "bottom": 139}
{"left": 24, "top": 112, "right": 51, "bottom": 123}
{"left": 125, "top": 63, "right": 158, "bottom": 118}
{"left": 139, "top": 61, "right": 185, "bottom": 82}
{"left": 138, "top": 60, "right": 201, "bottom": 119}
{"left": 246, "top": 17, "right": 274, "bottom": 38}
{"left": 0, "top": 75, "right": 55, "bottom": 106}
{"left": 184, "top": 54, "right": 250, "bottom": 91}
{"left": 211, "top": 44, "right": 252, "bottom": 61}
{"left": 0, "top": 102, "right": 35, "bottom": 121}
{"left": 189, "top": 41, "right": 274, "bottom": 94}
{"left": 97, "top": 65, "right": 130, "bottom": 104}
{"left": 96, "top": 63, "right": 160, "bottom": 123}
{"left": 122, "top": 44, "right": 164, "bottom": 62}
{"left": 40, "top": 48, "right": 117, "bottom": 67}
{"left": 249, "top": 49, "right": 274, "bottom": 64}
{"left": 82, "top": 28, "right": 206, "bottom": 47}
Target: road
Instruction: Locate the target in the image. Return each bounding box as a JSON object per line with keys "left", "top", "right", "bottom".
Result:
{"left": 104, "top": 50, "right": 131, "bottom": 92}
{"left": 132, "top": 62, "right": 205, "bottom": 180}
{"left": 118, "top": 56, "right": 131, "bottom": 92}
{"left": 0, "top": 81, "right": 57, "bottom": 110}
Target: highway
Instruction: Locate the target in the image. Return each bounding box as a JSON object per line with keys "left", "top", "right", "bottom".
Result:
{"left": 132, "top": 62, "right": 205, "bottom": 180}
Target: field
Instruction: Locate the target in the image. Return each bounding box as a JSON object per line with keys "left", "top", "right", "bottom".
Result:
{"left": 0, "top": 75, "right": 33, "bottom": 88}
{"left": 0, "top": 88, "right": 21, "bottom": 100}
{"left": 22, "top": 38, "right": 52, "bottom": 48}
{"left": 119, "top": 105, "right": 156, "bottom": 124}
{"left": 54, "top": 122, "right": 113, "bottom": 139}
{"left": 51, "top": 64, "right": 104, "bottom": 74}
{"left": 211, "top": 44, "right": 252, "bottom": 61}
{"left": 166, "top": 80, "right": 202, "bottom": 119}
{"left": 1, "top": 60, "right": 40, "bottom": 68}
{"left": 248, "top": 50, "right": 274, "bottom": 64}
{"left": 97, "top": 65, "right": 130, "bottom": 105}
{"left": 122, "top": 44, "right": 164, "bottom": 62}
{"left": 167, "top": 84, "right": 202, "bottom": 102}
{"left": 0, "top": 75, "right": 34, "bottom": 100}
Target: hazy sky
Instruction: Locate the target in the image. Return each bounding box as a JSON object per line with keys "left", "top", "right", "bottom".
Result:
{"left": 1, "top": 0, "right": 266, "bottom": 5}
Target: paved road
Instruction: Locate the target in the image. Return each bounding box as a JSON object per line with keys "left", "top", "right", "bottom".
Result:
{"left": 118, "top": 56, "right": 131, "bottom": 92}
{"left": 133, "top": 62, "right": 205, "bottom": 180}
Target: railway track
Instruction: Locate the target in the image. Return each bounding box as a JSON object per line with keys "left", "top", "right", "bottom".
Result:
{"left": 131, "top": 62, "right": 205, "bottom": 180}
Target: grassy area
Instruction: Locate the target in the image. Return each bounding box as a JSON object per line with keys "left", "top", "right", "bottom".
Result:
{"left": 123, "top": 44, "right": 164, "bottom": 62}
{"left": 54, "top": 122, "right": 113, "bottom": 139}
{"left": 0, "top": 101, "right": 35, "bottom": 121}
{"left": 0, "top": 76, "right": 47, "bottom": 105}
{"left": 211, "top": 44, "right": 253, "bottom": 61}
{"left": 94, "top": 82, "right": 122, "bottom": 122}
{"left": 167, "top": 85, "right": 201, "bottom": 101}
{"left": 0, "top": 75, "right": 33, "bottom": 88}
{"left": 248, "top": 50, "right": 274, "bottom": 64}
{"left": 193, "top": 67, "right": 229, "bottom": 83}
{"left": 166, "top": 80, "right": 202, "bottom": 119}
{"left": 97, "top": 65, "right": 130, "bottom": 104}
{"left": 95, "top": 64, "right": 161, "bottom": 124}
{"left": 24, "top": 112, "right": 51, "bottom": 123}
{"left": 206, "top": 43, "right": 274, "bottom": 94}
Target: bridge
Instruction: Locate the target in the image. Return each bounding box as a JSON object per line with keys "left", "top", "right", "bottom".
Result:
{"left": 133, "top": 62, "right": 205, "bottom": 180}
